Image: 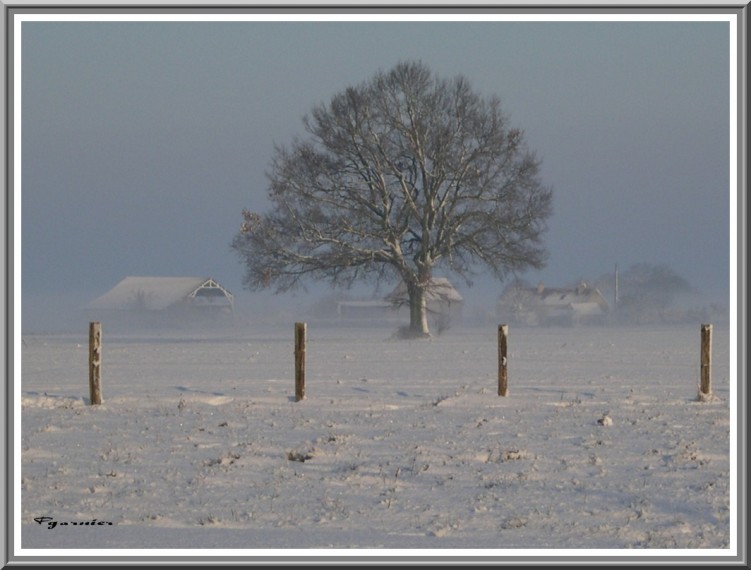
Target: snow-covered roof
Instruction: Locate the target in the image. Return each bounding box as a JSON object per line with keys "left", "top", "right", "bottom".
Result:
{"left": 498, "top": 282, "right": 609, "bottom": 315}
{"left": 385, "top": 277, "right": 464, "bottom": 304}
{"left": 86, "top": 276, "right": 234, "bottom": 311}
{"left": 542, "top": 290, "right": 589, "bottom": 306}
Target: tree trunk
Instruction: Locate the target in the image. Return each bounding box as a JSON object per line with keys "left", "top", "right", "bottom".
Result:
{"left": 407, "top": 281, "right": 430, "bottom": 337}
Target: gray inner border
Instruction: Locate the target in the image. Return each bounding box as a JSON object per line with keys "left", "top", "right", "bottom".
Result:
{"left": 2, "top": 2, "right": 747, "bottom": 566}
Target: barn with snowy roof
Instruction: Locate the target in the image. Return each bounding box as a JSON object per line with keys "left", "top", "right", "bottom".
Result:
{"left": 331, "top": 277, "right": 464, "bottom": 327}
{"left": 385, "top": 277, "right": 464, "bottom": 325}
{"left": 85, "top": 276, "right": 234, "bottom": 328}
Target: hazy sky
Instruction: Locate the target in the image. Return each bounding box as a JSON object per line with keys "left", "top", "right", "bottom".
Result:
{"left": 19, "top": 15, "right": 733, "bottom": 322}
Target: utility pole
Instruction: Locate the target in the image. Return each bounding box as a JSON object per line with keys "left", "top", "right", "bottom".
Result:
{"left": 614, "top": 264, "right": 619, "bottom": 309}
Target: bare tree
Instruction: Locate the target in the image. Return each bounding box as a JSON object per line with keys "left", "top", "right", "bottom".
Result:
{"left": 232, "top": 62, "right": 553, "bottom": 336}
{"left": 595, "top": 262, "right": 696, "bottom": 324}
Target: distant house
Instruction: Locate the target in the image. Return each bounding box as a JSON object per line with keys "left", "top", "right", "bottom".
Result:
{"left": 327, "top": 277, "right": 464, "bottom": 327}
{"left": 498, "top": 281, "right": 609, "bottom": 326}
{"left": 385, "top": 277, "right": 464, "bottom": 325}
{"left": 85, "top": 276, "right": 234, "bottom": 327}
{"left": 335, "top": 299, "right": 396, "bottom": 320}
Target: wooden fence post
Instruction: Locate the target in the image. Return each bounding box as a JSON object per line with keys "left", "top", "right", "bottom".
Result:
{"left": 89, "top": 321, "right": 102, "bottom": 405}
{"left": 699, "top": 323, "right": 712, "bottom": 399}
{"left": 498, "top": 324, "right": 509, "bottom": 397}
{"left": 295, "top": 322, "right": 306, "bottom": 401}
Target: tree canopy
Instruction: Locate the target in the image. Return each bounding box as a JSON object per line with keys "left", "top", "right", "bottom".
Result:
{"left": 232, "top": 61, "right": 553, "bottom": 336}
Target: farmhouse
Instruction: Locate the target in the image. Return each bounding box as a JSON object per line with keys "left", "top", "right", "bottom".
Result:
{"left": 385, "top": 277, "right": 465, "bottom": 326}
{"left": 327, "top": 277, "right": 464, "bottom": 328}
{"left": 85, "top": 276, "right": 234, "bottom": 328}
{"left": 498, "top": 281, "right": 609, "bottom": 326}
{"left": 335, "top": 299, "right": 396, "bottom": 320}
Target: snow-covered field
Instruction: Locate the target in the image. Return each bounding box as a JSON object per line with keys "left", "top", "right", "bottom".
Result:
{"left": 18, "top": 321, "right": 733, "bottom": 556}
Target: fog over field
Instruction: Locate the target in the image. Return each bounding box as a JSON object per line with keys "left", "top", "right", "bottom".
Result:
{"left": 20, "top": 17, "right": 732, "bottom": 317}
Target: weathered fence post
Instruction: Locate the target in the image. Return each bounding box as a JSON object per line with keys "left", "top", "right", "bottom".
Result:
{"left": 498, "top": 324, "right": 509, "bottom": 397}
{"left": 295, "top": 322, "right": 306, "bottom": 401}
{"left": 88, "top": 321, "right": 102, "bottom": 405}
{"left": 699, "top": 323, "right": 712, "bottom": 399}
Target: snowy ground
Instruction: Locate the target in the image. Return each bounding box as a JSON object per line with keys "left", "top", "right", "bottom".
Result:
{"left": 17, "top": 321, "right": 733, "bottom": 557}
